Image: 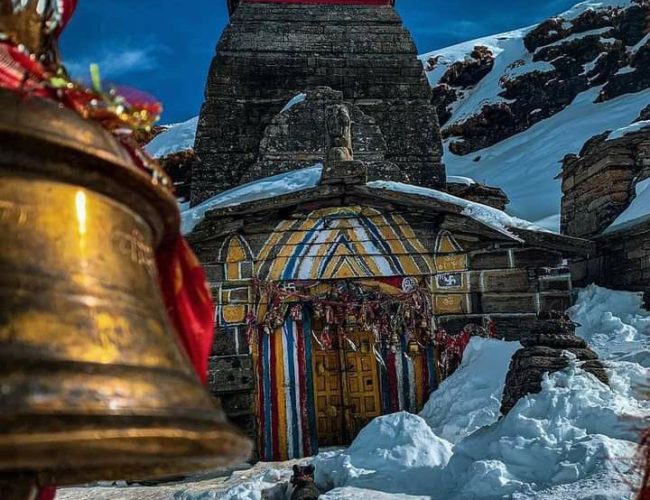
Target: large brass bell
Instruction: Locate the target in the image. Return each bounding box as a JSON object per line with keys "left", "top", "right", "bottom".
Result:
{"left": 0, "top": 89, "right": 252, "bottom": 488}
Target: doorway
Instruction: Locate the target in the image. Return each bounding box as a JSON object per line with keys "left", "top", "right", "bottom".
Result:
{"left": 312, "top": 330, "right": 382, "bottom": 446}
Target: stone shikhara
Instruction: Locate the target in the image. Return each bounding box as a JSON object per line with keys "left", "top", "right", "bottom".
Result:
{"left": 192, "top": 3, "right": 445, "bottom": 205}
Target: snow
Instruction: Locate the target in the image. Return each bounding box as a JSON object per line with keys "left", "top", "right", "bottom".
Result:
{"left": 58, "top": 286, "right": 649, "bottom": 499}
{"left": 605, "top": 177, "right": 650, "bottom": 232}
{"left": 313, "top": 412, "right": 453, "bottom": 496}
{"left": 536, "top": 27, "right": 614, "bottom": 51}
{"left": 630, "top": 33, "right": 650, "bottom": 54}
{"left": 181, "top": 164, "right": 323, "bottom": 234}
{"left": 420, "top": 28, "right": 534, "bottom": 124}
{"left": 367, "top": 180, "right": 552, "bottom": 240}
{"left": 607, "top": 119, "right": 650, "bottom": 140}
{"left": 280, "top": 93, "right": 306, "bottom": 113}
{"left": 559, "top": 0, "right": 634, "bottom": 21}
{"left": 439, "top": 360, "right": 644, "bottom": 499}
{"left": 446, "top": 175, "right": 476, "bottom": 185}
{"left": 445, "top": 86, "right": 650, "bottom": 225}
{"left": 419, "top": 338, "right": 520, "bottom": 444}
{"left": 569, "top": 284, "right": 650, "bottom": 363}
{"left": 145, "top": 116, "right": 198, "bottom": 158}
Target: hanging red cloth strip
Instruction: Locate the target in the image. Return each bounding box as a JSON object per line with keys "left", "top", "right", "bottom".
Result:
{"left": 157, "top": 236, "right": 215, "bottom": 384}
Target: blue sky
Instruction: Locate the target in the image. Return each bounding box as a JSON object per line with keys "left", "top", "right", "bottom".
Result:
{"left": 61, "top": 1, "right": 577, "bottom": 123}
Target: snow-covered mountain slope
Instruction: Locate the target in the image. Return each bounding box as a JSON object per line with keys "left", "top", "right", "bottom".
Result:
{"left": 422, "top": 0, "right": 650, "bottom": 229}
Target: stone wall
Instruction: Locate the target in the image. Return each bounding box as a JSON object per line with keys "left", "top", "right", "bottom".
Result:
{"left": 192, "top": 3, "right": 444, "bottom": 204}
{"left": 561, "top": 129, "right": 650, "bottom": 239}
{"left": 561, "top": 127, "right": 650, "bottom": 304}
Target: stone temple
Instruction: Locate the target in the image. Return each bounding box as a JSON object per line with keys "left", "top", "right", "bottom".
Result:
{"left": 185, "top": 0, "right": 605, "bottom": 462}
{"left": 192, "top": 0, "right": 444, "bottom": 204}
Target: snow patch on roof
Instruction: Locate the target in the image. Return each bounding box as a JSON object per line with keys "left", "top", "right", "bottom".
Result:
{"left": 604, "top": 177, "right": 650, "bottom": 233}
{"left": 281, "top": 92, "right": 307, "bottom": 113}
{"left": 446, "top": 175, "right": 476, "bottom": 186}
{"left": 145, "top": 116, "right": 198, "bottom": 158}
{"left": 181, "top": 164, "right": 323, "bottom": 234}
{"left": 367, "top": 180, "right": 551, "bottom": 241}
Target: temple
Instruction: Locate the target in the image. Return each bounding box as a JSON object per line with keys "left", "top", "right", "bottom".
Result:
{"left": 185, "top": 0, "right": 597, "bottom": 461}
{"left": 192, "top": 0, "right": 443, "bottom": 204}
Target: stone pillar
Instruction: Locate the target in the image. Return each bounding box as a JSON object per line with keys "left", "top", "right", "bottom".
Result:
{"left": 500, "top": 316, "right": 608, "bottom": 416}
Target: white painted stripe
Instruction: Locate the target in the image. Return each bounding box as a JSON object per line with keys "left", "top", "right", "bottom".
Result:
{"left": 395, "top": 347, "right": 405, "bottom": 411}
{"left": 282, "top": 324, "right": 294, "bottom": 459}
{"left": 407, "top": 355, "right": 417, "bottom": 413}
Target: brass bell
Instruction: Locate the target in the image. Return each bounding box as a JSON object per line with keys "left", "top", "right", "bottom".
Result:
{"left": 0, "top": 90, "right": 251, "bottom": 488}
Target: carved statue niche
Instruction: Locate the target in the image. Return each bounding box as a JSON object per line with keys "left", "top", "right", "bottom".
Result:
{"left": 325, "top": 104, "right": 353, "bottom": 166}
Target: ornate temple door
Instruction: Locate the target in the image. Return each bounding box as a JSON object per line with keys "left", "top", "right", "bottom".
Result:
{"left": 341, "top": 330, "right": 382, "bottom": 440}
{"left": 312, "top": 330, "right": 381, "bottom": 446}
{"left": 313, "top": 347, "right": 345, "bottom": 446}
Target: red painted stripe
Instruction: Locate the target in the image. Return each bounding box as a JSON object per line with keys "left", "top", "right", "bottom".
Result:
{"left": 296, "top": 322, "right": 310, "bottom": 456}
{"left": 270, "top": 334, "right": 280, "bottom": 459}
{"left": 387, "top": 351, "right": 399, "bottom": 412}
{"left": 243, "top": 0, "right": 393, "bottom": 5}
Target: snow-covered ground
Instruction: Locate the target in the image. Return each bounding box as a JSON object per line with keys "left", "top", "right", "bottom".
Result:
{"left": 59, "top": 286, "right": 649, "bottom": 500}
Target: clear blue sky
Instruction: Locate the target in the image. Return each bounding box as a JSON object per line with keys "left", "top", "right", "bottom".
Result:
{"left": 60, "top": 1, "right": 576, "bottom": 123}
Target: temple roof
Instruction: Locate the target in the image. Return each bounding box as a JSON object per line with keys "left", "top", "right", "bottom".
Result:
{"left": 182, "top": 165, "right": 594, "bottom": 255}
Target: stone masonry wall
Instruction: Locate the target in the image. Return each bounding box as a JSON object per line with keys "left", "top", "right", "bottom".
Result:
{"left": 192, "top": 3, "right": 444, "bottom": 204}
{"left": 561, "top": 130, "right": 650, "bottom": 239}
{"left": 561, "top": 128, "right": 650, "bottom": 304}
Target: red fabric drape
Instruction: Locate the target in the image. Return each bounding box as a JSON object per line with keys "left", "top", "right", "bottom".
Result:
{"left": 156, "top": 236, "right": 215, "bottom": 384}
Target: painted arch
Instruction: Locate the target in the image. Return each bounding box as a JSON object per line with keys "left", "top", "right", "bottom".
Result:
{"left": 256, "top": 206, "right": 435, "bottom": 281}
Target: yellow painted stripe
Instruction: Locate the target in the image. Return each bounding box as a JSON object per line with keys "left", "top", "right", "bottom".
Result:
{"left": 274, "top": 328, "right": 288, "bottom": 461}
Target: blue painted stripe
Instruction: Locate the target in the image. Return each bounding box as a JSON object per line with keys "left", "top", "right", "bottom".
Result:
{"left": 426, "top": 346, "right": 437, "bottom": 393}
{"left": 400, "top": 333, "right": 410, "bottom": 411}
{"left": 284, "top": 321, "right": 301, "bottom": 459}
{"left": 282, "top": 221, "right": 324, "bottom": 280}
{"left": 303, "top": 310, "right": 318, "bottom": 455}
{"left": 359, "top": 215, "right": 405, "bottom": 275}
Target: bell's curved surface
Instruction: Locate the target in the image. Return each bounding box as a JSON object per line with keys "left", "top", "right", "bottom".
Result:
{"left": 0, "top": 89, "right": 252, "bottom": 485}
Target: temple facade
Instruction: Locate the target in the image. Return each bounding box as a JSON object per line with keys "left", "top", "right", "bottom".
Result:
{"left": 186, "top": 0, "right": 596, "bottom": 461}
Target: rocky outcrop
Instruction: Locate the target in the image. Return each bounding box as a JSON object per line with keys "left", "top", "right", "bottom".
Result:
{"left": 193, "top": 3, "right": 444, "bottom": 205}
{"left": 561, "top": 127, "right": 650, "bottom": 239}
{"left": 160, "top": 149, "right": 195, "bottom": 203}
{"left": 561, "top": 124, "right": 650, "bottom": 302}
{"left": 446, "top": 180, "right": 509, "bottom": 210}
{"left": 500, "top": 316, "right": 608, "bottom": 416}
{"left": 430, "top": 0, "right": 650, "bottom": 156}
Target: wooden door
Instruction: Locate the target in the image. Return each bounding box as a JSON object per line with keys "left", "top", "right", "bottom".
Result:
{"left": 342, "top": 331, "right": 382, "bottom": 439}
{"left": 312, "top": 330, "right": 381, "bottom": 446}
{"left": 312, "top": 347, "right": 345, "bottom": 447}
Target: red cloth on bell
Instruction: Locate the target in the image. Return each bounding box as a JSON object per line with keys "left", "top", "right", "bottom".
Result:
{"left": 157, "top": 236, "right": 215, "bottom": 384}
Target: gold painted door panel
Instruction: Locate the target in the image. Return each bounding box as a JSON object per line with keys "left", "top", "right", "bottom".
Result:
{"left": 343, "top": 331, "right": 382, "bottom": 439}
{"left": 312, "top": 331, "right": 381, "bottom": 446}
{"left": 313, "top": 348, "right": 345, "bottom": 447}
